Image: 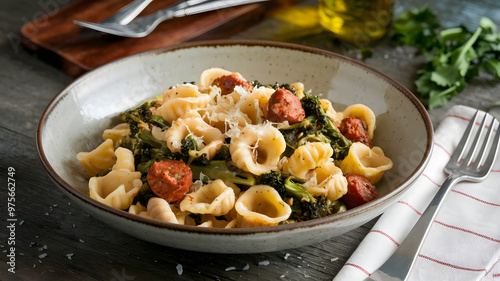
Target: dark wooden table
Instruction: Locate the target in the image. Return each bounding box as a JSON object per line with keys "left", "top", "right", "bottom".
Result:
{"left": 1, "top": 0, "right": 499, "bottom": 280}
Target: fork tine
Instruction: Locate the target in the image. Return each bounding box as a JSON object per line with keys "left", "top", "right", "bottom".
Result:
{"left": 449, "top": 110, "right": 480, "bottom": 165}
{"left": 477, "top": 117, "right": 500, "bottom": 177}
{"left": 472, "top": 115, "right": 495, "bottom": 170}
{"left": 464, "top": 112, "right": 488, "bottom": 167}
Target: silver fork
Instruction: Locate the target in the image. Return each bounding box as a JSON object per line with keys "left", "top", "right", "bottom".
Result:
{"left": 100, "top": 0, "right": 153, "bottom": 25}
{"left": 74, "top": 0, "right": 269, "bottom": 38}
{"left": 366, "top": 110, "right": 500, "bottom": 281}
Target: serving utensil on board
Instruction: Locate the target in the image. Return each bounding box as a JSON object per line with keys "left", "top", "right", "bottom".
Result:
{"left": 74, "top": 0, "right": 270, "bottom": 38}
{"left": 100, "top": 0, "right": 153, "bottom": 25}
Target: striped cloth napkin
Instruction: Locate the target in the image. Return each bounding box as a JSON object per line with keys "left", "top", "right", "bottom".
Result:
{"left": 334, "top": 105, "right": 500, "bottom": 281}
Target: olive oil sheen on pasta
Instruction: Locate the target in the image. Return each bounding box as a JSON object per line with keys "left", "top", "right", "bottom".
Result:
{"left": 318, "top": 0, "right": 394, "bottom": 46}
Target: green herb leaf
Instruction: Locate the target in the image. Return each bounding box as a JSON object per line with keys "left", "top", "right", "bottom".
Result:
{"left": 394, "top": 7, "right": 500, "bottom": 109}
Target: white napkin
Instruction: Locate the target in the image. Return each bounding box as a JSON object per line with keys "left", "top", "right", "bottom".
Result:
{"left": 334, "top": 105, "right": 500, "bottom": 281}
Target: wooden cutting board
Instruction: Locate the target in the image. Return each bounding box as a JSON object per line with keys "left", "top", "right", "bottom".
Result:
{"left": 21, "top": 0, "right": 298, "bottom": 77}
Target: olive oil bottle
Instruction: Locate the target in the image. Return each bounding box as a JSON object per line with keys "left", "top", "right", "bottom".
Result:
{"left": 318, "top": 0, "right": 394, "bottom": 46}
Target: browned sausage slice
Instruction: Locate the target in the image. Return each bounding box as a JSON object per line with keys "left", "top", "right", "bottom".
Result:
{"left": 339, "top": 117, "right": 372, "bottom": 147}
{"left": 342, "top": 173, "right": 378, "bottom": 209}
{"left": 267, "top": 88, "right": 305, "bottom": 124}
{"left": 147, "top": 160, "right": 193, "bottom": 202}
{"left": 211, "top": 74, "right": 253, "bottom": 95}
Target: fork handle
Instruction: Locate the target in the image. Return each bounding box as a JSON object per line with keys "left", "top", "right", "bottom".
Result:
{"left": 365, "top": 174, "right": 462, "bottom": 281}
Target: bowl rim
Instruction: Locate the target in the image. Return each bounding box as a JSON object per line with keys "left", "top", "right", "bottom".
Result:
{"left": 36, "top": 39, "right": 434, "bottom": 235}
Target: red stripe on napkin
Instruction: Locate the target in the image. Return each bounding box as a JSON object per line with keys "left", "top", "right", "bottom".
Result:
{"left": 434, "top": 220, "right": 500, "bottom": 243}
{"left": 369, "top": 230, "right": 400, "bottom": 246}
{"left": 418, "top": 254, "right": 486, "bottom": 272}
{"left": 396, "top": 200, "right": 422, "bottom": 215}
{"left": 345, "top": 263, "right": 370, "bottom": 276}
{"left": 451, "top": 190, "right": 500, "bottom": 207}
{"left": 433, "top": 142, "right": 452, "bottom": 157}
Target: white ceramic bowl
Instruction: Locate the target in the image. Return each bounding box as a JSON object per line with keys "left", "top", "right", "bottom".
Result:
{"left": 37, "top": 40, "right": 433, "bottom": 253}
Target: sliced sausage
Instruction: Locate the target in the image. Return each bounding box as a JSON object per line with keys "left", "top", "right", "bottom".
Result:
{"left": 339, "top": 117, "right": 372, "bottom": 147}
{"left": 147, "top": 160, "right": 192, "bottom": 202}
{"left": 211, "top": 74, "right": 253, "bottom": 95}
{"left": 342, "top": 174, "right": 378, "bottom": 209}
{"left": 267, "top": 88, "right": 305, "bottom": 124}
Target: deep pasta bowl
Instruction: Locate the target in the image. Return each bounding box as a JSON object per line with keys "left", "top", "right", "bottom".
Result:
{"left": 37, "top": 40, "right": 433, "bottom": 253}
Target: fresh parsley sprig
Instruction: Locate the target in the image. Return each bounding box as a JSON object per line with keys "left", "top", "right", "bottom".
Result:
{"left": 393, "top": 6, "right": 500, "bottom": 109}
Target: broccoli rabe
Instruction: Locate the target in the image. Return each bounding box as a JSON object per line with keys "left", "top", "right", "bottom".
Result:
{"left": 258, "top": 171, "right": 346, "bottom": 222}
{"left": 120, "top": 130, "right": 177, "bottom": 180}
{"left": 258, "top": 171, "right": 316, "bottom": 203}
{"left": 290, "top": 196, "right": 346, "bottom": 222}
{"left": 180, "top": 135, "right": 212, "bottom": 166}
{"left": 120, "top": 100, "right": 169, "bottom": 135}
{"left": 280, "top": 92, "right": 352, "bottom": 159}
{"left": 190, "top": 160, "right": 256, "bottom": 186}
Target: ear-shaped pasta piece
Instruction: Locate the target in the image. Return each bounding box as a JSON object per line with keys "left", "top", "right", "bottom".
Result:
{"left": 129, "top": 202, "right": 147, "bottom": 214}
{"left": 154, "top": 84, "right": 210, "bottom": 123}
{"left": 235, "top": 185, "right": 291, "bottom": 228}
{"left": 320, "top": 99, "right": 343, "bottom": 128}
{"left": 340, "top": 143, "right": 393, "bottom": 184}
{"left": 164, "top": 116, "right": 224, "bottom": 153}
{"left": 151, "top": 125, "right": 166, "bottom": 141}
{"left": 197, "top": 216, "right": 232, "bottom": 228}
{"left": 128, "top": 202, "right": 151, "bottom": 218}
{"left": 225, "top": 219, "right": 238, "bottom": 229}
{"left": 199, "top": 104, "right": 251, "bottom": 133}
{"left": 102, "top": 123, "right": 130, "bottom": 143}
{"left": 230, "top": 123, "right": 286, "bottom": 175}
{"left": 179, "top": 179, "right": 236, "bottom": 216}
{"left": 291, "top": 82, "right": 305, "bottom": 98}
{"left": 198, "top": 68, "right": 245, "bottom": 89}
{"left": 112, "top": 147, "right": 135, "bottom": 172}
{"left": 282, "top": 142, "right": 333, "bottom": 178}
{"left": 341, "top": 104, "right": 376, "bottom": 139}
{"left": 147, "top": 197, "right": 180, "bottom": 224}
{"left": 236, "top": 86, "right": 275, "bottom": 124}
{"left": 89, "top": 170, "right": 142, "bottom": 210}
{"left": 304, "top": 160, "right": 348, "bottom": 201}
{"left": 193, "top": 139, "right": 225, "bottom": 161}
{"left": 77, "top": 139, "right": 117, "bottom": 177}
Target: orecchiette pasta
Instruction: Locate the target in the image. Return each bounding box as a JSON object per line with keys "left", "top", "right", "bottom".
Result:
{"left": 340, "top": 104, "right": 376, "bottom": 139}
{"left": 147, "top": 197, "right": 179, "bottom": 224}
{"left": 230, "top": 123, "right": 286, "bottom": 175}
{"left": 304, "top": 160, "right": 348, "bottom": 201}
{"left": 89, "top": 169, "right": 142, "bottom": 210}
{"left": 340, "top": 142, "right": 393, "bottom": 184}
{"left": 198, "top": 67, "right": 240, "bottom": 89}
{"left": 320, "top": 99, "right": 343, "bottom": 128}
{"left": 77, "top": 138, "right": 117, "bottom": 177}
{"left": 112, "top": 147, "right": 135, "bottom": 172}
{"left": 102, "top": 123, "right": 130, "bottom": 144}
{"left": 128, "top": 202, "right": 151, "bottom": 218}
{"left": 153, "top": 84, "right": 210, "bottom": 123}
{"left": 236, "top": 86, "right": 275, "bottom": 124}
{"left": 282, "top": 142, "right": 333, "bottom": 178}
{"left": 164, "top": 116, "right": 224, "bottom": 153}
{"left": 234, "top": 185, "right": 292, "bottom": 228}
{"left": 199, "top": 104, "right": 251, "bottom": 134}
{"left": 180, "top": 179, "right": 235, "bottom": 216}
{"left": 79, "top": 68, "right": 393, "bottom": 228}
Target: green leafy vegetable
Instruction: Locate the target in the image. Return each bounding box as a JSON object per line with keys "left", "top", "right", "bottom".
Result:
{"left": 190, "top": 160, "right": 256, "bottom": 186}
{"left": 392, "top": 5, "right": 441, "bottom": 53}
{"left": 393, "top": 7, "right": 500, "bottom": 109}
{"left": 289, "top": 196, "right": 346, "bottom": 222}
{"left": 289, "top": 92, "right": 351, "bottom": 159}
{"left": 258, "top": 171, "right": 346, "bottom": 222}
